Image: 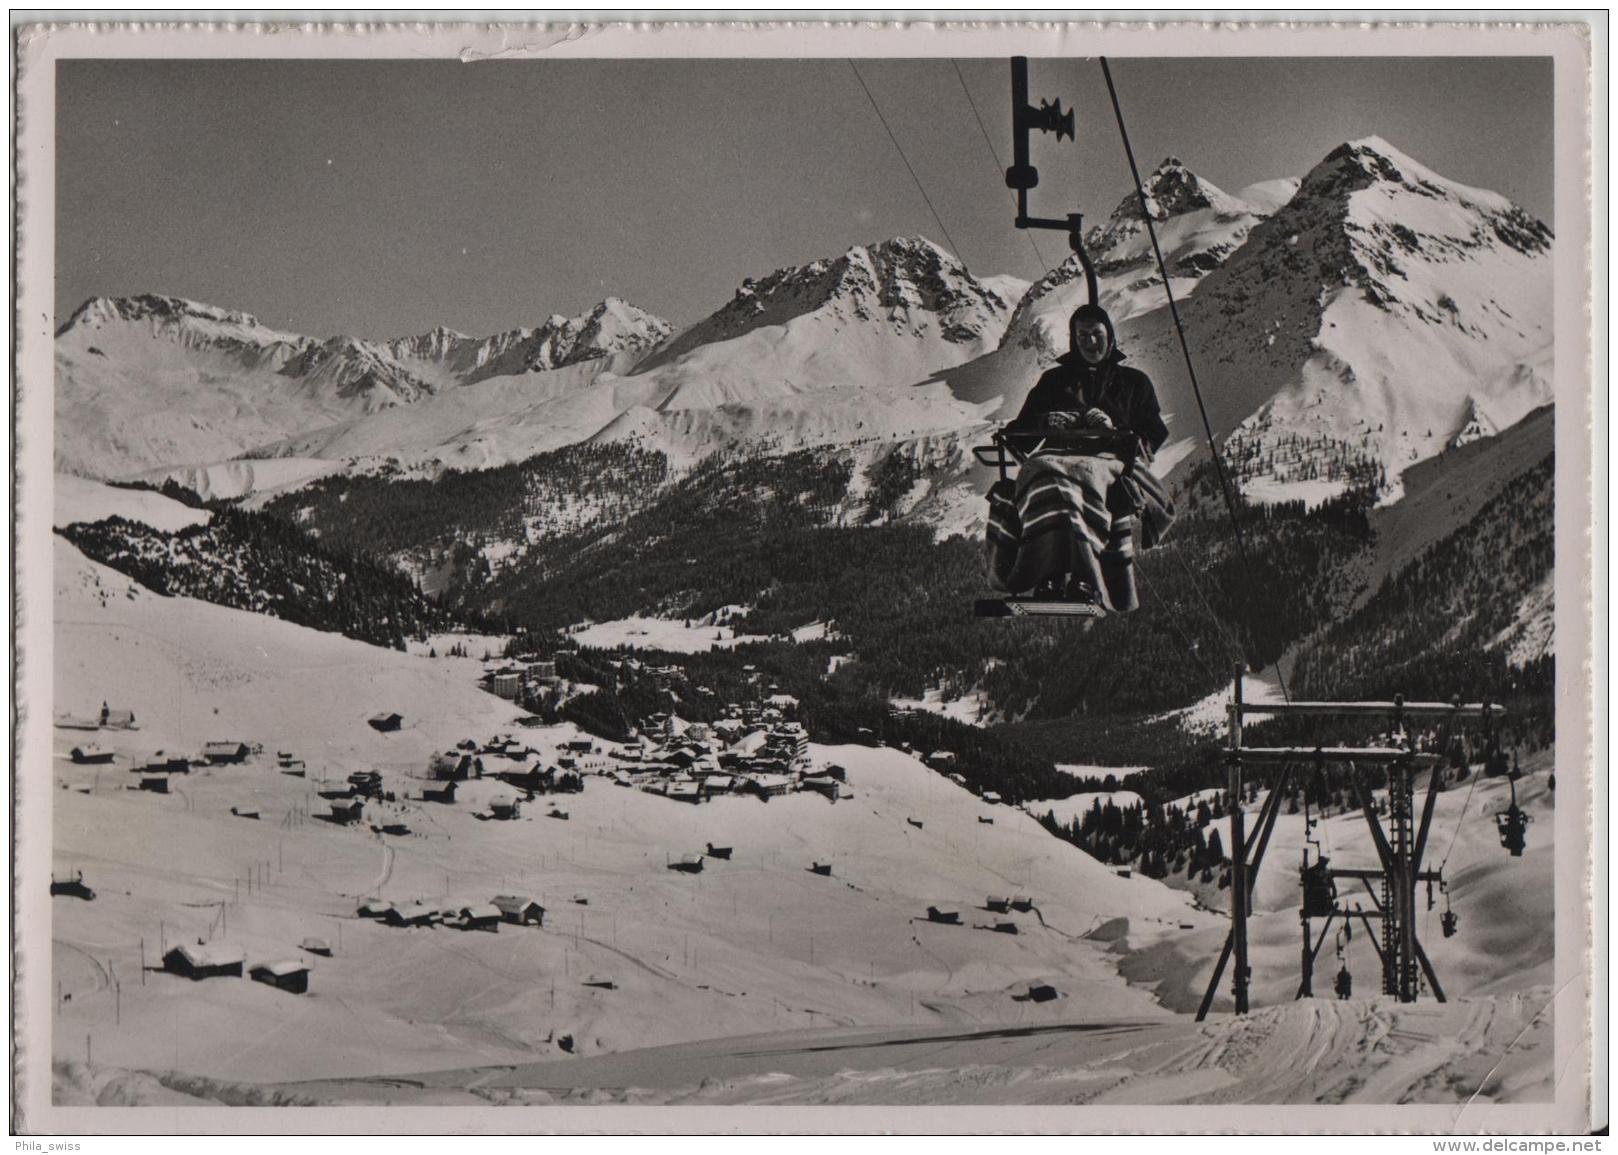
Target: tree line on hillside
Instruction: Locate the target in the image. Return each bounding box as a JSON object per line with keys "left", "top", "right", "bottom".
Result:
{"left": 56, "top": 507, "right": 496, "bottom": 649}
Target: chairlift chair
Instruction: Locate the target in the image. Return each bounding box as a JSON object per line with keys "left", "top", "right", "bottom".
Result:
{"left": 972, "top": 425, "right": 1140, "bottom": 620}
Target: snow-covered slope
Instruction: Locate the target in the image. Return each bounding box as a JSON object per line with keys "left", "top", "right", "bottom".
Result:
{"left": 51, "top": 532, "right": 1207, "bottom": 1086}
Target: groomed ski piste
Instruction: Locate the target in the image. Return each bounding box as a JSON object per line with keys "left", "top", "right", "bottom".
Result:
{"left": 45, "top": 482, "right": 1554, "bottom": 1108}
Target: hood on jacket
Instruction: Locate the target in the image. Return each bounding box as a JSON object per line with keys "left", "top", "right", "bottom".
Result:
{"left": 1066, "top": 302, "right": 1123, "bottom": 363}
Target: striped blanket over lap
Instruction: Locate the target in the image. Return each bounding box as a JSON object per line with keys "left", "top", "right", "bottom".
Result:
{"left": 985, "top": 453, "right": 1173, "bottom": 613}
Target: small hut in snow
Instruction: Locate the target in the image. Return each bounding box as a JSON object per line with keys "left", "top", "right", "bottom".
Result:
{"left": 50, "top": 870, "right": 95, "bottom": 900}
{"left": 491, "top": 896, "right": 545, "bottom": 926}
{"left": 203, "top": 741, "right": 251, "bottom": 765}
{"left": 368, "top": 712, "right": 403, "bottom": 733}
{"left": 458, "top": 904, "right": 502, "bottom": 932}
{"left": 250, "top": 960, "right": 310, "bottom": 994}
{"left": 163, "top": 942, "right": 245, "bottom": 980}
{"left": 70, "top": 744, "right": 115, "bottom": 765}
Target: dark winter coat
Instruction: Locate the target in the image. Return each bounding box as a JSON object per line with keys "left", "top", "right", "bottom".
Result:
{"left": 1009, "top": 350, "right": 1169, "bottom": 458}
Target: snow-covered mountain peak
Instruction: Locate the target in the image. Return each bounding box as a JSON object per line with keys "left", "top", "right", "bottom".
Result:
{"left": 56, "top": 293, "right": 303, "bottom": 348}
{"left": 639, "top": 235, "right": 1013, "bottom": 374}
{"left": 1000, "top": 160, "right": 1284, "bottom": 357}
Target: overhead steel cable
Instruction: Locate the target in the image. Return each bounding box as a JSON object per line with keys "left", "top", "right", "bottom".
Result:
{"left": 848, "top": 60, "right": 968, "bottom": 268}
{"left": 950, "top": 60, "right": 1051, "bottom": 276}
{"left": 1098, "top": 56, "right": 1291, "bottom": 704}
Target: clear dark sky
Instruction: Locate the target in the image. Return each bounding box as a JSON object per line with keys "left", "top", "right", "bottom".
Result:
{"left": 55, "top": 56, "right": 1554, "bottom": 339}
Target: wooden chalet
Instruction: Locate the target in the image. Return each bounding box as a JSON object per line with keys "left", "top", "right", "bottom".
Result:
{"left": 667, "top": 854, "right": 705, "bottom": 874}
{"left": 138, "top": 775, "right": 169, "bottom": 794}
{"left": 488, "top": 797, "right": 521, "bottom": 820}
{"left": 991, "top": 922, "right": 1019, "bottom": 935}
{"left": 383, "top": 903, "right": 439, "bottom": 928}
{"left": 981, "top": 791, "right": 1003, "bottom": 805}
{"left": 70, "top": 744, "right": 115, "bottom": 765}
{"left": 1026, "top": 982, "right": 1059, "bottom": 1003}
{"left": 809, "top": 862, "right": 833, "bottom": 877}
{"left": 250, "top": 960, "right": 311, "bottom": 994}
{"left": 357, "top": 900, "right": 395, "bottom": 919}
{"left": 163, "top": 942, "right": 244, "bottom": 980}
{"left": 1010, "top": 895, "right": 1035, "bottom": 912}
{"left": 202, "top": 741, "right": 251, "bottom": 765}
{"left": 137, "top": 754, "right": 191, "bottom": 775}
{"left": 329, "top": 798, "right": 365, "bottom": 824}
{"left": 422, "top": 780, "right": 458, "bottom": 804}
{"left": 458, "top": 904, "right": 502, "bottom": 932}
{"left": 300, "top": 937, "right": 333, "bottom": 957}
{"left": 100, "top": 706, "right": 137, "bottom": 730}
{"left": 581, "top": 975, "right": 616, "bottom": 990}
{"left": 800, "top": 775, "right": 840, "bottom": 799}
{"left": 491, "top": 895, "right": 546, "bottom": 925}
{"left": 367, "top": 712, "right": 403, "bottom": 732}
{"left": 50, "top": 870, "right": 94, "bottom": 900}
{"left": 704, "top": 844, "right": 733, "bottom": 860}
{"left": 985, "top": 897, "right": 1011, "bottom": 913}
{"left": 925, "top": 906, "right": 961, "bottom": 925}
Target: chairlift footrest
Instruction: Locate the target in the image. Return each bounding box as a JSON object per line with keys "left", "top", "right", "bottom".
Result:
{"left": 974, "top": 597, "right": 1106, "bottom": 620}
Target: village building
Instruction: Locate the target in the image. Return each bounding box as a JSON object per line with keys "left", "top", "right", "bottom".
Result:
{"left": 202, "top": 741, "right": 251, "bottom": 765}
{"left": 488, "top": 797, "right": 521, "bottom": 820}
{"left": 491, "top": 896, "right": 546, "bottom": 926}
{"left": 357, "top": 900, "right": 394, "bottom": 919}
{"left": 163, "top": 942, "right": 245, "bottom": 980}
{"left": 982, "top": 791, "right": 1003, "bottom": 805}
{"left": 250, "top": 960, "right": 311, "bottom": 994}
{"left": 70, "top": 744, "right": 115, "bottom": 765}
{"left": 700, "top": 773, "right": 736, "bottom": 800}
{"left": 489, "top": 671, "right": 521, "bottom": 700}
{"left": 138, "top": 775, "right": 169, "bottom": 794}
{"left": 422, "top": 779, "right": 458, "bottom": 804}
{"left": 384, "top": 903, "right": 439, "bottom": 928}
{"left": 431, "top": 751, "right": 481, "bottom": 781}
{"left": 329, "top": 798, "right": 365, "bottom": 825}
{"left": 985, "top": 896, "right": 1012, "bottom": 913}
{"left": 99, "top": 705, "right": 137, "bottom": 730}
{"left": 749, "top": 773, "right": 795, "bottom": 799}
{"left": 301, "top": 937, "right": 332, "bottom": 957}
{"left": 50, "top": 870, "right": 95, "bottom": 900}
{"left": 458, "top": 904, "right": 502, "bottom": 932}
{"left": 136, "top": 753, "right": 191, "bottom": 775}
{"left": 667, "top": 781, "right": 701, "bottom": 804}
{"left": 367, "top": 712, "right": 403, "bottom": 732}
{"left": 668, "top": 853, "right": 705, "bottom": 873}
{"left": 800, "top": 775, "right": 840, "bottom": 799}
{"left": 1010, "top": 895, "right": 1035, "bottom": 912}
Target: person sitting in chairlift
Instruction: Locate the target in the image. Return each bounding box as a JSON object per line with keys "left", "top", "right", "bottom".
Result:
{"left": 985, "top": 302, "right": 1175, "bottom": 610}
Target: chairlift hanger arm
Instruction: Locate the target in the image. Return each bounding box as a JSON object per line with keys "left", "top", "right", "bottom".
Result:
{"left": 1006, "top": 57, "right": 1096, "bottom": 305}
